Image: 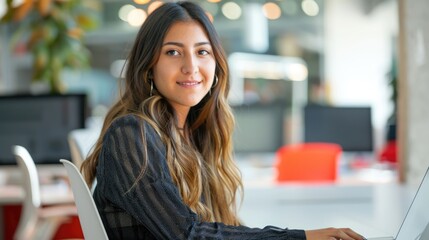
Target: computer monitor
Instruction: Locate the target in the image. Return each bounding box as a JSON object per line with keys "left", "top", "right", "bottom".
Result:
{"left": 232, "top": 102, "right": 286, "bottom": 154}
{"left": 303, "top": 105, "right": 373, "bottom": 152}
{"left": 0, "top": 93, "right": 88, "bottom": 165}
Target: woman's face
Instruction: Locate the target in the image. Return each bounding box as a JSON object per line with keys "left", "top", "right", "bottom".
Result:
{"left": 152, "top": 21, "right": 216, "bottom": 118}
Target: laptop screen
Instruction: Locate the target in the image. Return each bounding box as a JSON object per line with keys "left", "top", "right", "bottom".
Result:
{"left": 396, "top": 166, "right": 429, "bottom": 240}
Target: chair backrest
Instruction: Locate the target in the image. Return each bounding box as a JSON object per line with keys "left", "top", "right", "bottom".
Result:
{"left": 12, "top": 145, "right": 41, "bottom": 240}
{"left": 60, "top": 159, "right": 108, "bottom": 240}
{"left": 12, "top": 145, "right": 41, "bottom": 207}
{"left": 275, "top": 143, "right": 342, "bottom": 182}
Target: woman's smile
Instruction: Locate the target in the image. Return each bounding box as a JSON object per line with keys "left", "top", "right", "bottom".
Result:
{"left": 176, "top": 80, "right": 202, "bottom": 87}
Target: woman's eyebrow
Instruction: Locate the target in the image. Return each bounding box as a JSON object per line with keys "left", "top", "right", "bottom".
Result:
{"left": 162, "top": 41, "right": 211, "bottom": 47}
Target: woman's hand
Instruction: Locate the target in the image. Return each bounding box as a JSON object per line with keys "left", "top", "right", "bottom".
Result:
{"left": 305, "top": 227, "right": 366, "bottom": 240}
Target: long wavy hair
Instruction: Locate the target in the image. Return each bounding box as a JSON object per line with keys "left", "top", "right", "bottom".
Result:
{"left": 81, "top": 1, "right": 242, "bottom": 226}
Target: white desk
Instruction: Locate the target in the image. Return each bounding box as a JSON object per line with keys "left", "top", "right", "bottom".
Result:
{"left": 236, "top": 158, "right": 417, "bottom": 239}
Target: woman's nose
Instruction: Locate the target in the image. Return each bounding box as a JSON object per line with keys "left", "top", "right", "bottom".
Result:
{"left": 181, "top": 55, "right": 199, "bottom": 74}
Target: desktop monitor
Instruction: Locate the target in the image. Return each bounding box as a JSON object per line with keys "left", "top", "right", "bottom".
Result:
{"left": 232, "top": 102, "right": 286, "bottom": 154}
{"left": 303, "top": 105, "right": 373, "bottom": 152}
{"left": 0, "top": 93, "right": 88, "bottom": 165}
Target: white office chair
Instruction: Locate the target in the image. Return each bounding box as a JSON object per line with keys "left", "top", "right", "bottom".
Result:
{"left": 60, "top": 159, "right": 109, "bottom": 240}
{"left": 12, "top": 145, "right": 77, "bottom": 240}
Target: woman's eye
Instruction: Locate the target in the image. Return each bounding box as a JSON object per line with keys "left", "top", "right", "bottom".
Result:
{"left": 166, "top": 50, "right": 179, "bottom": 56}
{"left": 198, "top": 50, "right": 210, "bottom": 56}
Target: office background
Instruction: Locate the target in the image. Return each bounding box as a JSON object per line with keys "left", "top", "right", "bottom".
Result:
{"left": 0, "top": 0, "right": 428, "bottom": 193}
{"left": 0, "top": 0, "right": 396, "bottom": 149}
{"left": 1, "top": 0, "right": 429, "bottom": 239}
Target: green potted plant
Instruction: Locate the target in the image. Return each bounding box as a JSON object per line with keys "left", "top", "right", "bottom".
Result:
{"left": 1, "top": 0, "right": 99, "bottom": 93}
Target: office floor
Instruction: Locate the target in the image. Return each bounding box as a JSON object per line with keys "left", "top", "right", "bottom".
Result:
{"left": 235, "top": 153, "right": 418, "bottom": 239}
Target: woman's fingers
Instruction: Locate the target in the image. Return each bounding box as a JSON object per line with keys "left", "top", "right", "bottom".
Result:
{"left": 340, "top": 227, "right": 366, "bottom": 240}
{"left": 305, "top": 227, "right": 366, "bottom": 240}
{"left": 329, "top": 228, "right": 356, "bottom": 240}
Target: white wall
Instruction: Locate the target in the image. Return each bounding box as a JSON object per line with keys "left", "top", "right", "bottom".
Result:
{"left": 324, "top": 0, "right": 398, "bottom": 152}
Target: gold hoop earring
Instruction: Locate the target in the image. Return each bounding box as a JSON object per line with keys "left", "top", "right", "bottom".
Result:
{"left": 147, "top": 71, "right": 154, "bottom": 97}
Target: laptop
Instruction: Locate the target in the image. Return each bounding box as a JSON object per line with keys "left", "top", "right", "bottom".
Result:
{"left": 368, "top": 166, "right": 429, "bottom": 240}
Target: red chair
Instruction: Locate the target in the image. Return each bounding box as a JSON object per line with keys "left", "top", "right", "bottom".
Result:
{"left": 275, "top": 143, "right": 342, "bottom": 182}
{"left": 378, "top": 140, "right": 397, "bottom": 164}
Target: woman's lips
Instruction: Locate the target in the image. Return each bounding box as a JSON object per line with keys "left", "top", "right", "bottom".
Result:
{"left": 176, "top": 81, "right": 201, "bottom": 87}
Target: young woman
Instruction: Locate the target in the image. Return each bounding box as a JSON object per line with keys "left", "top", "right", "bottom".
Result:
{"left": 81, "top": 1, "right": 365, "bottom": 239}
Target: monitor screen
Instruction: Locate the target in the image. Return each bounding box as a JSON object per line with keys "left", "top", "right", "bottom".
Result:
{"left": 304, "top": 105, "right": 373, "bottom": 152}
{"left": 0, "top": 93, "right": 88, "bottom": 165}
{"left": 232, "top": 102, "right": 286, "bottom": 154}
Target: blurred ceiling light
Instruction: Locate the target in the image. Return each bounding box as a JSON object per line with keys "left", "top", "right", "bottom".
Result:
{"left": 262, "top": 2, "right": 282, "bottom": 20}
{"left": 302, "top": 0, "right": 319, "bottom": 17}
{"left": 134, "top": 0, "right": 151, "bottom": 4}
{"left": 148, "top": 1, "right": 163, "bottom": 15}
{"left": 207, "top": 0, "right": 222, "bottom": 2}
{"left": 222, "top": 2, "right": 241, "bottom": 20}
{"left": 231, "top": 53, "right": 308, "bottom": 81}
{"left": 119, "top": 4, "right": 136, "bottom": 22}
{"left": 242, "top": 61, "right": 285, "bottom": 79}
{"left": 127, "top": 8, "right": 147, "bottom": 27}
{"left": 240, "top": 61, "right": 307, "bottom": 81}
{"left": 281, "top": 0, "right": 298, "bottom": 16}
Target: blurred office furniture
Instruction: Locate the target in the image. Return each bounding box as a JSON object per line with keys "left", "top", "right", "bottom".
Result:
{"left": 275, "top": 143, "right": 342, "bottom": 182}
{"left": 228, "top": 52, "right": 308, "bottom": 144}
{"left": 303, "top": 105, "right": 373, "bottom": 152}
{"left": 379, "top": 122, "right": 397, "bottom": 164}
{"left": 232, "top": 102, "right": 286, "bottom": 154}
{"left": 379, "top": 140, "right": 397, "bottom": 164}
{"left": 228, "top": 52, "right": 308, "bottom": 105}
{"left": 68, "top": 127, "right": 100, "bottom": 168}
{"left": 68, "top": 133, "right": 85, "bottom": 168}
{"left": 68, "top": 127, "right": 101, "bottom": 193}
{"left": 60, "top": 159, "right": 108, "bottom": 240}
{"left": 12, "top": 145, "right": 77, "bottom": 240}
{"left": 0, "top": 170, "right": 81, "bottom": 240}
{"left": 0, "top": 94, "right": 88, "bottom": 165}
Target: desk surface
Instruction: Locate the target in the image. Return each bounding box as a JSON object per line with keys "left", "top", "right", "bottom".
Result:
{"left": 236, "top": 158, "right": 417, "bottom": 239}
